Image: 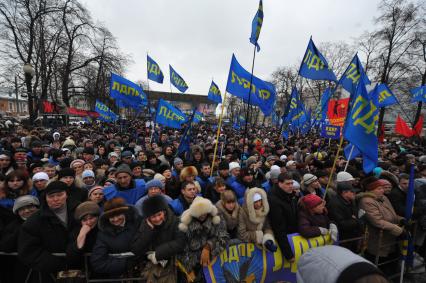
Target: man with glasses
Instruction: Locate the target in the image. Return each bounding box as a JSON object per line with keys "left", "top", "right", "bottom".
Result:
{"left": 268, "top": 173, "right": 299, "bottom": 263}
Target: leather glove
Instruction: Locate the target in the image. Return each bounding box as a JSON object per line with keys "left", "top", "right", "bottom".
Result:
{"left": 146, "top": 251, "right": 157, "bottom": 265}
{"left": 264, "top": 240, "right": 278, "bottom": 252}
{"left": 319, "top": 227, "right": 329, "bottom": 235}
{"left": 255, "top": 231, "right": 264, "bottom": 244}
{"left": 329, "top": 223, "right": 338, "bottom": 242}
{"left": 200, "top": 245, "right": 211, "bottom": 266}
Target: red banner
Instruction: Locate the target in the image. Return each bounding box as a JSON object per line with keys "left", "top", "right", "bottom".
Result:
{"left": 395, "top": 115, "right": 414, "bottom": 137}
{"left": 327, "top": 98, "right": 349, "bottom": 127}
{"left": 67, "top": 107, "right": 99, "bottom": 118}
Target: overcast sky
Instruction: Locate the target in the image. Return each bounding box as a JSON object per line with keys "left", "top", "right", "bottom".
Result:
{"left": 82, "top": 0, "right": 382, "bottom": 95}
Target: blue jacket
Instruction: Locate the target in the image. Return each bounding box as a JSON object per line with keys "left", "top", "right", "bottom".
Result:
{"left": 230, "top": 180, "right": 246, "bottom": 205}
{"left": 103, "top": 179, "right": 146, "bottom": 205}
{"left": 262, "top": 181, "right": 272, "bottom": 193}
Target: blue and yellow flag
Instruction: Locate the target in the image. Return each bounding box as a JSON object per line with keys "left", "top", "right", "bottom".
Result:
{"left": 338, "top": 54, "right": 370, "bottom": 95}
{"left": 207, "top": 81, "right": 222, "bottom": 104}
{"left": 110, "top": 73, "right": 148, "bottom": 106}
{"left": 95, "top": 100, "right": 118, "bottom": 122}
{"left": 226, "top": 54, "right": 276, "bottom": 116}
{"left": 249, "top": 0, "right": 263, "bottom": 52}
{"left": 410, "top": 85, "right": 426, "bottom": 103}
{"left": 319, "top": 87, "right": 332, "bottom": 122}
{"left": 155, "top": 99, "right": 187, "bottom": 129}
{"left": 284, "top": 87, "right": 308, "bottom": 130}
{"left": 192, "top": 111, "right": 203, "bottom": 124}
{"left": 370, "top": 83, "right": 398, "bottom": 108}
{"left": 177, "top": 110, "right": 195, "bottom": 158}
{"left": 343, "top": 74, "right": 378, "bottom": 173}
{"left": 299, "top": 37, "right": 337, "bottom": 81}
{"left": 169, "top": 65, "right": 188, "bottom": 93}
{"left": 147, "top": 55, "right": 164, "bottom": 83}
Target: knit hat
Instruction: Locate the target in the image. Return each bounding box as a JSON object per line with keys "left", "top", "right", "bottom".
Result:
{"left": 303, "top": 174, "right": 318, "bottom": 186}
{"left": 44, "top": 180, "right": 68, "bottom": 195}
{"left": 32, "top": 172, "right": 49, "bottom": 182}
{"left": 146, "top": 179, "right": 164, "bottom": 191}
{"left": 337, "top": 183, "right": 358, "bottom": 193}
{"left": 246, "top": 156, "right": 258, "bottom": 168}
{"left": 266, "top": 155, "right": 277, "bottom": 162}
{"left": 142, "top": 195, "right": 168, "bottom": 217}
{"left": 88, "top": 186, "right": 103, "bottom": 198}
{"left": 102, "top": 197, "right": 129, "bottom": 218}
{"left": 173, "top": 157, "right": 183, "bottom": 166}
{"left": 58, "top": 168, "right": 75, "bottom": 179}
{"left": 365, "top": 179, "right": 389, "bottom": 191}
{"left": 286, "top": 160, "right": 296, "bottom": 167}
{"left": 178, "top": 196, "right": 221, "bottom": 232}
{"left": 253, "top": 192, "right": 262, "bottom": 202}
{"left": 74, "top": 201, "right": 100, "bottom": 220}
{"left": 336, "top": 171, "right": 355, "bottom": 183}
{"left": 229, "top": 162, "right": 240, "bottom": 171}
{"left": 301, "top": 194, "right": 323, "bottom": 209}
{"left": 13, "top": 195, "right": 40, "bottom": 214}
{"left": 158, "top": 164, "right": 171, "bottom": 174}
{"left": 82, "top": 170, "right": 95, "bottom": 179}
{"left": 108, "top": 152, "right": 119, "bottom": 158}
{"left": 70, "top": 159, "right": 85, "bottom": 168}
{"left": 121, "top": 151, "right": 133, "bottom": 158}
{"left": 115, "top": 164, "right": 132, "bottom": 176}
{"left": 280, "top": 155, "right": 287, "bottom": 161}
{"left": 31, "top": 140, "right": 42, "bottom": 148}
{"left": 270, "top": 169, "right": 280, "bottom": 180}
{"left": 154, "top": 173, "right": 166, "bottom": 182}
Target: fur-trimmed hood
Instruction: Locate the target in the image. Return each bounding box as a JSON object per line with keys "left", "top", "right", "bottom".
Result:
{"left": 356, "top": 191, "right": 378, "bottom": 201}
{"left": 178, "top": 196, "right": 221, "bottom": 232}
{"left": 243, "top": 187, "right": 269, "bottom": 224}
{"left": 179, "top": 166, "right": 198, "bottom": 182}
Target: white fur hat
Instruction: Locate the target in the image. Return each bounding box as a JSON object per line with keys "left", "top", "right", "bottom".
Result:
{"left": 178, "top": 196, "right": 221, "bottom": 232}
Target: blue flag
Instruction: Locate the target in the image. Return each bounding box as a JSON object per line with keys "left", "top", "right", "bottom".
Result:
{"left": 299, "top": 37, "right": 337, "bottom": 81}
{"left": 320, "top": 124, "right": 341, "bottom": 139}
{"left": 249, "top": 0, "right": 263, "bottom": 52}
{"left": 370, "top": 84, "right": 398, "bottom": 107}
{"left": 343, "top": 143, "right": 362, "bottom": 161}
{"left": 95, "top": 100, "right": 118, "bottom": 123}
{"left": 207, "top": 81, "right": 222, "bottom": 104}
{"left": 169, "top": 65, "right": 188, "bottom": 93}
{"left": 338, "top": 54, "right": 371, "bottom": 95}
{"left": 155, "top": 99, "right": 187, "bottom": 129}
{"left": 343, "top": 75, "right": 378, "bottom": 173}
{"left": 402, "top": 163, "right": 416, "bottom": 266}
{"left": 284, "top": 87, "right": 308, "bottom": 130}
{"left": 147, "top": 55, "right": 164, "bottom": 83}
{"left": 177, "top": 110, "right": 195, "bottom": 158}
{"left": 226, "top": 54, "right": 276, "bottom": 116}
{"left": 410, "top": 86, "right": 426, "bottom": 102}
{"left": 319, "top": 87, "right": 331, "bottom": 122}
{"left": 192, "top": 111, "right": 203, "bottom": 124}
{"left": 110, "top": 73, "right": 148, "bottom": 106}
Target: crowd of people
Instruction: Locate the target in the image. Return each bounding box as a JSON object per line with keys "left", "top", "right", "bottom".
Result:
{"left": 0, "top": 119, "right": 425, "bottom": 283}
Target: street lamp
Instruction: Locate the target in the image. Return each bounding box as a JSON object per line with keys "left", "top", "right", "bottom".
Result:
{"left": 23, "top": 63, "right": 35, "bottom": 121}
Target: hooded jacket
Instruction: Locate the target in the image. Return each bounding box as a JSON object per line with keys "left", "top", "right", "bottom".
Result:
{"left": 216, "top": 199, "right": 240, "bottom": 239}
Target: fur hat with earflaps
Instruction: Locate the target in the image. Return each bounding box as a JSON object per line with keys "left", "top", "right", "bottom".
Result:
{"left": 178, "top": 196, "right": 221, "bottom": 232}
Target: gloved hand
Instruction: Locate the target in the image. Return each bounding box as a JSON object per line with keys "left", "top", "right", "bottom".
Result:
{"left": 264, "top": 240, "right": 278, "bottom": 252}
{"left": 319, "top": 227, "right": 329, "bottom": 235}
{"left": 329, "top": 223, "right": 338, "bottom": 242}
{"left": 146, "top": 251, "right": 157, "bottom": 265}
{"left": 255, "top": 231, "right": 264, "bottom": 244}
{"left": 358, "top": 209, "right": 366, "bottom": 219}
{"left": 200, "top": 245, "right": 211, "bottom": 266}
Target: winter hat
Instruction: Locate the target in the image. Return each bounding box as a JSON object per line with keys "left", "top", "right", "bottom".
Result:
{"left": 130, "top": 162, "right": 143, "bottom": 170}
{"left": 142, "top": 195, "right": 168, "bottom": 217}
{"left": 58, "top": 168, "right": 75, "bottom": 179}
{"left": 363, "top": 177, "right": 389, "bottom": 191}
{"left": 82, "top": 147, "right": 95, "bottom": 155}
{"left": 31, "top": 140, "right": 42, "bottom": 148}
{"left": 158, "top": 164, "right": 171, "bottom": 174}
{"left": 179, "top": 166, "right": 198, "bottom": 181}
{"left": 293, "top": 180, "right": 301, "bottom": 190}
{"left": 70, "top": 159, "right": 85, "bottom": 168}
{"left": 315, "top": 170, "right": 328, "bottom": 179}
{"left": 218, "top": 160, "right": 229, "bottom": 171}
{"left": 53, "top": 132, "right": 60, "bottom": 140}
{"left": 146, "top": 179, "right": 164, "bottom": 191}
{"left": 266, "top": 155, "right": 277, "bottom": 162}
{"left": 13, "top": 195, "right": 40, "bottom": 214}
{"left": 286, "top": 160, "right": 296, "bottom": 167}
{"left": 121, "top": 151, "right": 133, "bottom": 158}
{"left": 108, "top": 152, "right": 119, "bottom": 158}
{"left": 29, "top": 162, "right": 44, "bottom": 173}
{"left": 62, "top": 138, "right": 76, "bottom": 149}
{"left": 253, "top": 192, "right": 262, "bottom": 202}
{"left": 173, "top": 157, "right": 183, "bottom": 166}
{"left": 280, "top": 155, "right": 287, "bottom": 161}
{"left": 336, "top": 171, "right": 355, "bottom": 183}
{"left": 32, "top": 172, "right": 49, "bottom": 182}
{"left": 229, "top": 162, "right": 240, "bottom": 171}
{"left": 88, "top": 186, "right": 103, "bottom": 198}
{"left": 102, "top": 197, "right": 129, "bottom": 218}
{"left": 115, "top": 164, "right": 132, "bottom": 176}
{"left": 82, "top": 170, "right": 95, "bottom": 179}
{"left": 44, "top": 180, "right": 68, "bottom": 195}
{"left": 74, "top": 201, "right": 100, "bottom": 221}
{"left": 373, "top": 167, "right": 383, "bottom": 178}
{"left": 178, "top": 196, "right": 221, "bottom": 232}
{"left": 303, "top": 174, "right": 318, "bottom": 186}
{"left": 301, "top": 194, "right": 323, "bottom": 209}
{"left": 337, "top": 183, "right": 358, "bottom": 193}
{"left": 221, "top": 190, "right": 237, "bottom": 203}
{"left": 154, "top": 173, "right": 166, "bottom": 182}
{"left": 246, "top": 156, "right": 258, "bottom": 168}
{"left": 270, "top": 170, "right": 280, "bottom": 180}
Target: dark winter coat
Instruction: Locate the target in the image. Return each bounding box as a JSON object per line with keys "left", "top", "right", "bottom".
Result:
{"left": 298, "top": 209, "right": 330, "bottom": 239}
{"left": 387, "top": 186, "right": 407, "bottom": 217}
{"left": 66, "top": 225, "right": 99, "bottom": 268}
{"left": 90, "top": 207, "right": 141, "bottom": 276}
{"left": 18, "top": 199, "right": 80, "bottom": 273}
{"left": 267, "top": 186, "right": 299, "bottom": 259}
{"left": 131, "top": 208, "right": 185, "bottom": 260}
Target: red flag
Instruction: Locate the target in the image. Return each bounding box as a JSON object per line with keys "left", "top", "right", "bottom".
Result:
{"left": 413, "top": 115, "right": 424, "bottom": 137}
{"left": 42, "top": 100, "right": 54, "bottom": 113}
{"left": 395, "top": 115, "right": 414, "bottom": 137}
{"left": 327, "top": 97, "right": 350, "bottom": 127}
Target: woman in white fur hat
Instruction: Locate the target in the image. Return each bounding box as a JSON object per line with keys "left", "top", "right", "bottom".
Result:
{"left": 177, "top": 196, "right": 229, "bottom": 282}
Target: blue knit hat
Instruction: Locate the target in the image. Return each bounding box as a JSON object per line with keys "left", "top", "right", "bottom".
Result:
{"left": 145, "top": 179, "right": 164, "bottom": 191}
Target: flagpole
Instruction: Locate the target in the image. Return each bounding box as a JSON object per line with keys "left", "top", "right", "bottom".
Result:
{"left": 323, "top": 135, "right": 344, "bottom": 200}
{"left": 211, "top": 91, "right": 228, "bottom": 177}
{"left": 242, "top": 45, "right": 258, "bottom": 165}
{"left": 344, "top": 145, "right": 354, "bottom": 172}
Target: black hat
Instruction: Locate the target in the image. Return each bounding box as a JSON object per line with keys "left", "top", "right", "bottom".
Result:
{"left": 130, "top": 162, "right": 143, "bottom": 170}
{"left": 31, "top": 140, "right": 42, "bottom": 148}
{"left": 315, "top": 170, "right": 328, "bottom": 178}
{"left": 337, "top": 182, "right": 358, "bottom": 193}
{"left": 142, "top": 195, "right": 168, "bottom": 217}
{"left": 44, "top": 180, "right": 68, "bottom": 195}
{"left": 82, "top": 147, "right": 95, "bottom": 155}
{"left": 158, "top": 164, "right": 171, "bottom": 174}
{"left": 218, "top": 160, "right": 229, "bottom": 171}
{"left": 58, "top": 167, "right": 75, "bottom": 179}
{"left": 29, "top": 162, "right": 44, "bottom": 173}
